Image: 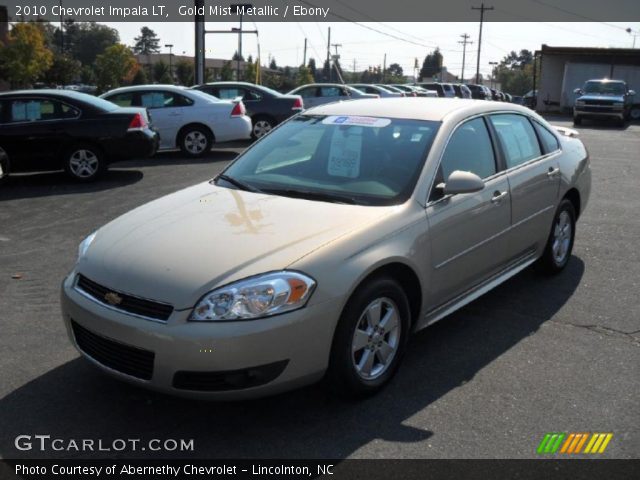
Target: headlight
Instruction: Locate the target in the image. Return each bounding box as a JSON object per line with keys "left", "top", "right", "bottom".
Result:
{"left": 77, "top": 231, "right": 96, "bottom": 260}
{"left": 190, "top": 271, "right": 316, "bottom": 321}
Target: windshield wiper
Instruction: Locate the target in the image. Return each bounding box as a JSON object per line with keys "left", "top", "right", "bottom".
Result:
{"left": 261, "top": 187, "right": 363, "bottom": 205}
{"left": 215, "top": 174, "right": 262, "bottom": 193}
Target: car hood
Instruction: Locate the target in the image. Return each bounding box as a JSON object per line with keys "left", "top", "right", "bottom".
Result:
{"left": 78, "top": 182, "right": 395, "bottom": 309}
{"left": 578, "top": 94, "right": 624, "bottom": 102}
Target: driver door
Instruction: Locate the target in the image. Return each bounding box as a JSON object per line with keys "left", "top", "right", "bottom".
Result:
{"left": 426, "top": 117, "right": 512, "bottom": 304}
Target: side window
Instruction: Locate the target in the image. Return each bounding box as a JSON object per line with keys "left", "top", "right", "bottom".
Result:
{"left": 298, "top": 87, "right": 317, "bottom": 99}
{"left": 320, "top": 87, "right": 342, "bottom": 97}
{"left": 489, "top": 114, "right": 542, "bottom": 168}
{"left": 533, "top": 121, "right": 560, "bottom": 153}
{"left": 108, "top": 92, "right": 134, "bottom": 107}
{"left": 173, "top": 93, "right": 194, "bottom": 107}
{"left": 8, "top": 99, "right": 79, "bottom": 122}
{"left": 217, "top": 88, "right": 244, "bottom": 100}
{"left": 440, "top": 117, "right": 496, "bottom": 182}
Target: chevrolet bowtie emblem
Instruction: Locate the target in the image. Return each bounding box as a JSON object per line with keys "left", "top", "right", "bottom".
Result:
{"left": 104, "top": 291, "right": 123, "bottom": 306}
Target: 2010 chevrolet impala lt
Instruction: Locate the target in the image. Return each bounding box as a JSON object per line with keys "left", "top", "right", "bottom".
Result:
{"left": 61, "top": 98, "right": 591, "bottom": 399}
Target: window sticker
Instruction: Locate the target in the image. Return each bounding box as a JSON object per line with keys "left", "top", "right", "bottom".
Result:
{"left": 141, "top": 93, "right": 165, "bottom": 108}
{"left": 328, "top": 129, "right": 362, "bottom": 178}
{"left": 322, "top": 115, "right": 391, "bottom": 128}
{"left": 26, "top": 102, "right": 42, "bottom": 120}
{"left": 11, "top": 102, "right": 27, "bottom": 121}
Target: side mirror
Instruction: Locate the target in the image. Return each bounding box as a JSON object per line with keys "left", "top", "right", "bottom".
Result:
{"left": 628, "top": 90, "right": 636, "bottom": 96}
{"left": 573, "top": 88, "right": 583, "bottom": 95}
{"left": 437, "top": 170, "right": 485, "bottom": 195}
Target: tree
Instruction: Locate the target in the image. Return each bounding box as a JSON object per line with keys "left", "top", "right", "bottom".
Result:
{"left": 152, "top": 60, "right": 169, "bottom": 82}
{"left": 132, "top": 27, "right": 161, "bottom": 55}
{"left": 80, "top": 65, "right": 96, "bottom": 85}
{"left": 95, "top": 43, "right": 138, "bottom": 91}
{"left": 307, "top": 58, "right": 317, "bottom": 80}
{"left": 131, "top": 67, "right": 148, "bottom": 85}
{"left": 419, "top": 48, "right": 443, "bottom": 81}
{"left": 321, "top": 59, "right": 331, "bottom": 81}
{"left": 220, "top": 60, "right": 233, "bottom": 81}
{"left": 43, "top": 53, "right": 81, "bottom": 85}
{"left": 500, "top": 49, "right": 533, "bottom": 70}
{"left": 232, "top": 50, "right": 244, "bottom": 61}
{"left": 269, "top": 57, "right": 277, "bottom": 70}
{"left": 244, "top": 59, "right": 258, "bottom": 84}
{"left": 385, "top": 63, "right": 404, "bottom": 82}
{"left": 64, "top": 22, "right": 120, "bottom": 66}
{"left": 0, "top": 23, "right": 53, "bottom": 88}
{"left": 296, "top": 65, "right": 314, "bottom": 86}
{"left": 175, "top": 59, "right": 193, "bottom": 86}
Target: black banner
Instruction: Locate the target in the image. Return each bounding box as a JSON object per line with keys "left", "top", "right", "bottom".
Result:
{"left": 2, "top": 459, "right": 640, "bottom": 480}
{"left": 6, "top": 0, "right": 640, "bottom": 22}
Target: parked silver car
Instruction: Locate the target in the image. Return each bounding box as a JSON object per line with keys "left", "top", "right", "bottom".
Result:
{"left": 61, "top": 98, "right": 591, "bottom": 399}
{"left": 349, "top": 84, "right": 403, "bottom": 98}
{"left": 288, "top": 83, "right": 378, "bottom": 108}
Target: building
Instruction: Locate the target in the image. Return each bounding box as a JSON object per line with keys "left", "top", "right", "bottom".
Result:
{"left": 535, "top": 45, "right": 640, "bottom": 112}
{"left": 135, "top": 53, "right": 278, "bottom": 83}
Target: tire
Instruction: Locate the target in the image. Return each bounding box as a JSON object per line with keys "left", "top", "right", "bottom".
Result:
{"left": 63, "top": 144, "right": 105, "bottom": 182}
{"left": 251, "top": 116, "right": 275, "bottom": 139}
{"left": 537, "top": 199, "right": 576, "bottom": 274}
{"left": 573, "top": 115, "right": 582, "bottom": 126}
{"left": 326, "top": 276, "right": 411, "bottom": 398}
{"left": 616, "top": 116, "right": 626, "bottom": 128}
{"left": 179, "top": 126, "right": 212, "bottom": 158}
{"left": 630, "top": 106, "right": 640, "bottom": 122}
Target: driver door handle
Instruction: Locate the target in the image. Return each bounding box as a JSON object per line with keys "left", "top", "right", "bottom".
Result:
{"left": 491, "top": 191, "right": 508, "bottom": 204}
{"left": 547, "top": 167, "right": 560, "bottom": 178}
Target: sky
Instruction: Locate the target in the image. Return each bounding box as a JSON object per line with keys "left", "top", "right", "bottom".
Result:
{"left": 113, "top": 22, "right": 640, "bottom": 79}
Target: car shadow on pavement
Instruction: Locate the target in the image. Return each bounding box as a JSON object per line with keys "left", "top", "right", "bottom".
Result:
{"left": 0, "top": 258, "right": 584, "bottom": 460}
{"left": 0, "top": 170, "right": 144, "bottom": 202}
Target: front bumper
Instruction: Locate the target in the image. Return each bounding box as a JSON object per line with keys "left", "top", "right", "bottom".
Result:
{"left": 61, "top": 273, "right": 341, "bottom": 399}
{"left": 574, "top": 106, "right": 624, "bottom": 119}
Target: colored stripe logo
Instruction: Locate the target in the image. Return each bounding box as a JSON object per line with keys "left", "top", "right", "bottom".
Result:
{"left": 537, "top": 433, "right": 613, "bottom": 454}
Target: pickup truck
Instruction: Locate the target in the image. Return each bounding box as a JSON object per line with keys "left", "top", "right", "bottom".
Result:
{"left": 573, "top": 79, "right": 636, "bottom": 126}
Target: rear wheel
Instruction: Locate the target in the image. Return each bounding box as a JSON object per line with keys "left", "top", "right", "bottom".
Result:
{"left": 64, "top": 144, "right": 105, "bottom": 182}
{"left": 327, "top": 276, "right": 411, "bottom": 397}
{"left": 537, "top": 199, "right": 576, "bottom": 274}
{"left": 251, "top": 116, "right": 274, "bottom": 139}
{"left": 179, "top": 126, "right": 212, "bottom": 158}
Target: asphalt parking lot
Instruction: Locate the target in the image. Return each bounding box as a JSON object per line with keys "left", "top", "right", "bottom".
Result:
{"left": 0, "top": 118, "right": 638, "bottom": 460}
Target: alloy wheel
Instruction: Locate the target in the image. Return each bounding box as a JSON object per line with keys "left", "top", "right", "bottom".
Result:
{"left": 184, "top": 131, "right": 208, "bottom": 154}
{"left": 253, "top": 120, "right": 273, "bottom": 138}
{"left": 69, "top": 149, "right": 99, "bottom": 178}
{"left": 552, "top": 210, "right": 572, "bottom": 265}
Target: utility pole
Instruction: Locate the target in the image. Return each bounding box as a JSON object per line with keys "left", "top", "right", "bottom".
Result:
{"left": 382, "top": 53, "right": 387, "bottom": 83}
{"left": 165, "top": 44, "right": 174, "bottom": 82}
{"left": 327, "top": 27, "right": 331, "bottom": 82}
{"left": 458, "top": 33, "right": 473, "bottom": 83}
{"left": 472, "top": 3, "right": 494, "bottom": 84}
{"left": 303, "top": 38, "right": 307, "bottom": 67}
{"left": 194, "top": 0, "right": 205, "bottom": 85}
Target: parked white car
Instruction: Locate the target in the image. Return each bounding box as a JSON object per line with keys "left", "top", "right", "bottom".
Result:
{"left": 100, "top": 85, "right": 252, "bottom": 157}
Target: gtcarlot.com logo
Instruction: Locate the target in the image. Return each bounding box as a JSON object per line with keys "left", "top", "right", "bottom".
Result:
{"left": 15, "top": 435, "right": 195, "bottom": 452}
{"left": 537, "top": 432, "right": 613, "bottom": 454}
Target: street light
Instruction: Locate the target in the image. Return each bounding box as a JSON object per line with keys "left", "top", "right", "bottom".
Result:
{"left": 488, "top": 61, "right": 498, "bottom": 88}
{"left": 626, "top": 27, "right": 638, "bottom": 48}
{"left": 165, "top": 44, "right": 174, "bottom": 83}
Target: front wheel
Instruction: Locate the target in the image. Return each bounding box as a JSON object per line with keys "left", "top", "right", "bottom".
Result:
{"left": 327, "top": 276, "right": 411, "bottom": 397}
{"left": 64, "top": 144, "right": 105, "bottom": 182}
{"left": 537, "top": 199, "right": 576, "bottom": 274}
{"left": 179, "top": 127, "right": 212, "bottom": 158}
{"left": 630, "top": 106, "right": 640, "bottom": 121}
{"left": 251, "top": 117, "right": 274, "bottom": 139}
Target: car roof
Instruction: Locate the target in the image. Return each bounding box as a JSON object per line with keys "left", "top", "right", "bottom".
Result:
{"left": 0, "top": 89, "right": 91, "bottom": 99}
{"left": 305, "top": 97, "right": 531, "bottom": 121}
{"left": 102, "top": 84, "right": 188, "bottom": 94}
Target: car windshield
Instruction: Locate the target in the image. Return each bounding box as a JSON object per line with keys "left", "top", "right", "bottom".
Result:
{"left": 584, "top": 81, "right": 625, "bottom": 95}
{"left": 218, "top": 115, "right": 440, "bottom": 206}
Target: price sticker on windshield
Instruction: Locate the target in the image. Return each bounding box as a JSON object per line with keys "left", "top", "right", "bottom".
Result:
{"left": 322, "top": 116, "right": 391, "bottom": 128}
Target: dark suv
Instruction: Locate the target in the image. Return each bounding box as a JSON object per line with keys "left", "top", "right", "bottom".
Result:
{"left": 192, "top": 82, "right": 303, "bottom": 138}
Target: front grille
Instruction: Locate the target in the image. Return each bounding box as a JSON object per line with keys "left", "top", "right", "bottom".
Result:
{"left": 76, "top": 274, "right": 173, "bottom": 321}
{"left": 72, "top": 321, "right": 155, "bottom": 380}
{"left": 581, "top": 106, "right": 616, "bottom": 113}
{"left": 173, "top": 360, "right": 289, "bottom": 392}
{"left": 584, "top": 99, "right": 614, "bottom": 106}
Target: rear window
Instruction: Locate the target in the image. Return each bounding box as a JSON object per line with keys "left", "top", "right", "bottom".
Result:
{"left": 221, "top": 115, "right": 440, "bottom": 206}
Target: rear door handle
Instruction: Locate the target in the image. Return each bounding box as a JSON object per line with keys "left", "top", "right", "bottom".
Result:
{"left": 547, "top": 167, "right": 560, "bottom": 178}
{"left": 491, "top": 191, "right": 508, "bottom": 204}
